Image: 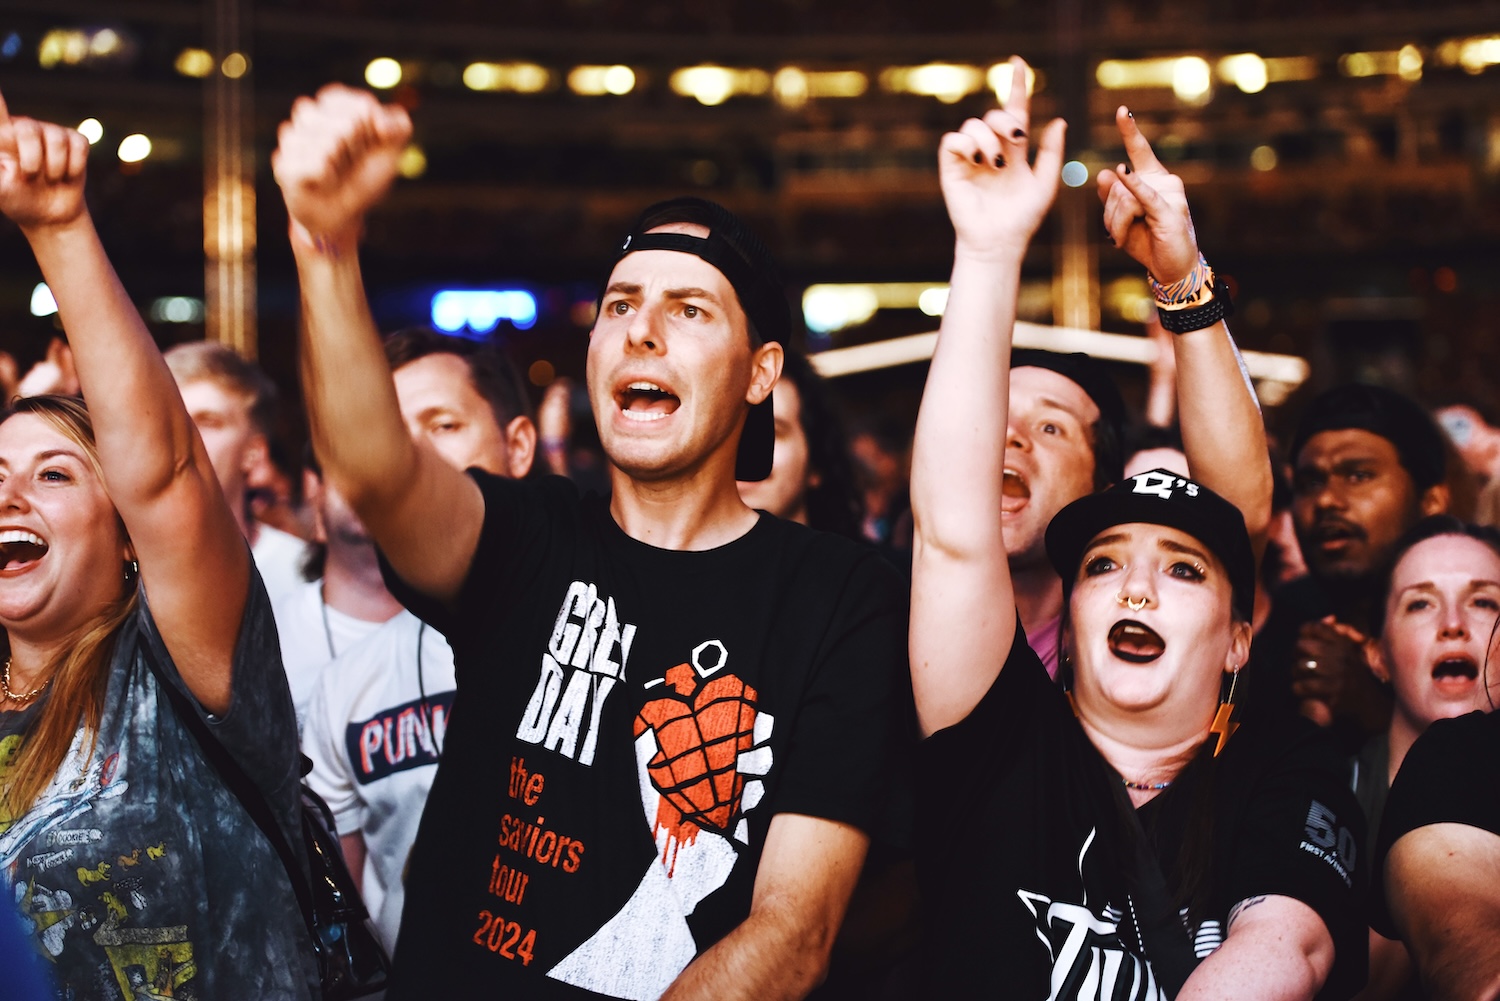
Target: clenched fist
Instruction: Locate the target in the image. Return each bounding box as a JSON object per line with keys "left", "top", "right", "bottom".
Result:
{"left": 0, "top": 89, "right": 90, "bottom": 232}
{"left": 272, "top": 84, "right": 412, "bottom": 247}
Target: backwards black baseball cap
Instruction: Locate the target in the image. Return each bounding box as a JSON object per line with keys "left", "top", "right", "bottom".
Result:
{"left": 604, "top": 197, "right": 789, "bottom": 482}
{"left": 1012, "top": 348, "right": 1127, "bottom": 484}
{"left": 1289, "top": 383, "right": 1447, "bottom": 490}
{"left": 1045, "top": 469, "right": 1256, "bottom": 622}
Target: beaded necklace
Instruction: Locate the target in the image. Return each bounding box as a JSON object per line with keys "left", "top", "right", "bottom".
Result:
{"left": 1121, "top": 776, "right": 1173, "bottom": 792}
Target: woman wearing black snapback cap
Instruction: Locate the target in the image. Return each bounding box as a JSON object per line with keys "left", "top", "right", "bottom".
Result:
{"left": 910, "top": 59, "right": 1366, "bottom": 999}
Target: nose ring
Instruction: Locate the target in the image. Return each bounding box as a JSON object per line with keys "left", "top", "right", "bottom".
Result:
{"left": 1117, "top": 594, "right": 1147, "bottom": 613}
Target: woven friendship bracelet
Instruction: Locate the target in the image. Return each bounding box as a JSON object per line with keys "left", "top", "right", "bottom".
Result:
{"left": 1148, "top": 254, "right": 1212, "bottom": 308}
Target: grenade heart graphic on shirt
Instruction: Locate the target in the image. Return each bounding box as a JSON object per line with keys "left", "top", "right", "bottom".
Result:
{"left": 634, "top": 640, "right": 773, "bottom": 853}
{"left": 545, "top": 639, "right": 775, "bottom": 1000}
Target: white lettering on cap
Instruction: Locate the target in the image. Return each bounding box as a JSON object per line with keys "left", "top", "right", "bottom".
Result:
{"left": 1131, "top": 471, "right": 1199, "bottom": 499}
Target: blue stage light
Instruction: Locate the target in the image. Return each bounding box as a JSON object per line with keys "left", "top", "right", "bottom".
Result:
{"left": 431, "top": 289, "right": 538, "bottom": 335}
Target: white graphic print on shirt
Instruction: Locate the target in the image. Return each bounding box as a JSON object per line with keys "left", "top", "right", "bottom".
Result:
{"left": 516, "top": 580, "right": 637, "bottom": 765}
{"left": 1017, "top": 829, "right": 1169, "bottom": 1001}
{"left": 547, "top": 637, "right": 775, "bottom": 1000}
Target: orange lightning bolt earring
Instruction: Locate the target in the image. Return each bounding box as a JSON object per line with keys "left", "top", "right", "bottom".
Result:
{"left": 1208, "top": 668, "right": 1241, "bottom": 757}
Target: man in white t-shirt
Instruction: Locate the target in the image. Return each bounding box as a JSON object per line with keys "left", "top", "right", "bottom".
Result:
{"left": 304, "top": 611, "right": 454, "bottom": 951}
{"left": 164, "top": 341, "right": 307, "bottom": 603}
{"left": 301, "top": 327, "right": 536, "bottom": 949}
{"left": 275, "top": 448, "right": 405, "bottom": 731}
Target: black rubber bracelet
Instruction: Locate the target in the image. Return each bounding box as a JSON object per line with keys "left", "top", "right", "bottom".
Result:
{"left": 1156, "top": 276, "right": 1235, "bottom": 334}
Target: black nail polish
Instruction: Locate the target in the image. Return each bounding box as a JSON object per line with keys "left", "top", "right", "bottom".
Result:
{"left": 1124, "top": 164, "right": 1133, "bottom": 175}
{"left": 1012, "top": 128, "right": 1027, "bottom": 140}
{"left": 994, "top": 154, "right": 1006, "bottom": 168}
{"left": 973, "top": 151, "right": 984, "bottom": 165}
{"left": 1127, "top": 109, "right": 1134, "bottom": 119}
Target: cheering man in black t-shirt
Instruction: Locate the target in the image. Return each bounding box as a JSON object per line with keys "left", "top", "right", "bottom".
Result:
{"left": 272, "top": 86, "right": 905, "bottom": 1001}
{"left": 909, "top": 59, "right": 1364, "bottom": 998}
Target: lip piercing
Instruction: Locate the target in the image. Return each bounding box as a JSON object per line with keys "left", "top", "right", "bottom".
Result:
{"left": 1117, "top": 594, "right": 1147, "bottom": 613}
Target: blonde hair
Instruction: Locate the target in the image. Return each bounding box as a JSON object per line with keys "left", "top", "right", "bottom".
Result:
{"left": 0, "top": 395, "right": 138, "bottom": 819}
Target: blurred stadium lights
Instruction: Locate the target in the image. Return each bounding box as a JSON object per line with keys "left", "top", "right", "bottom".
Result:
{"left": 398, "top": 144, "right": 427, "bottom": 179}
{"left": 117, "top": 133, "right": 152, "bottom": 163}
{"left": 1102, "top": 53, "right": 1318, "bottom": 98}
{"left": 37, "top": 27, "right": 132, "bottom": 69}
{"left": 365, "top": 57, "right": 403, "bottom": 89}
{"left": 1437, "top": 35, "right": 1500, "bottom": 74}
{"left": 1217, "top": 54, "right": 1268, "bottom": 93}
{"left": 175, "top": 47, "right": 214, "bottom": 77}
{"left": 38, "top": 29, "right": 90, "bottom": 68}
{"left": 670, "top": 65, "right": 770, "bottom": 105}
{"left": 221, "top": 52, "right": 249, "bottom": 79}
{"left": 1172, "top": 57, "right": 1213, "bottom": 103}
{"left": 431, "top": 289, "right": 538, "bottom": 334}
{"left": 880, "top": 63, "right": 985, "bottom": 104}
{"left": 463, "top": 61, "right": 551, "bottom": 93}
{"left": 802, "top": 282, "right": 953, "bottom": 334}
{"left": 568, "top": 64, "right": 636, "bottom": 95}
{"left": 773, "top": 68, "right": 868, "bottom": 108}
{"left": 149, "top": 297, "right": 206, "bottom": 323}
{"left": 1339, "top": 46, "right": 1423, "bottom": 80}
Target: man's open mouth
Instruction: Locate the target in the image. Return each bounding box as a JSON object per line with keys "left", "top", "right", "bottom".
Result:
{"left": 1001, "top": 468, "right": 1031, "bottom": 512}
{"left": 1107, "top": 619, "right": 1166, "bottom": 664}
{"left": 619, "top": 381, "right": 680, "bottom": 423}
{"left": 0, "top": 530, "right": 48, "bottom": 572}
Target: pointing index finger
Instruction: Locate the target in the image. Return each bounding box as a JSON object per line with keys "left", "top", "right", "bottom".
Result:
{"left": 1005, "top": 55, "right": 1031, "bottom": 125}
{"left": 1116, "top": 105, "right": 1166, "bottom": 175}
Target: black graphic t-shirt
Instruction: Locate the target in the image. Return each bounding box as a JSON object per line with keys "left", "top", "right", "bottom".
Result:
{"left": 917, "top": 628, "right": 1367, "bottom": 1000}
{"left": 0, "top": 576, "right": 317, "bottom": 1000}
{"left": 382, "top": 473, "right": 907, "bottom": 1000}
{"left": 1372, "top": 709, "right": 1500, "bottom": 938}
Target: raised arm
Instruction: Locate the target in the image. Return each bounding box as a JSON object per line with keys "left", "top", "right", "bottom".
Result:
{"left": 1098, "top": 107, "right": 1272, "bottom": 547}
{"left": 273, "top": 85, "right": 483, "bottom": 602}
{"left": 910, "top": 58, "right": 1066, "bottom": 736}
{"left": 0, "top": 93, "right": 249, "bottom": 712}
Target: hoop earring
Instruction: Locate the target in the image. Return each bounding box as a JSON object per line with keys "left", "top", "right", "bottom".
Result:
{"left": 1208, "top": 669, "right": 1240, "bottom": 757}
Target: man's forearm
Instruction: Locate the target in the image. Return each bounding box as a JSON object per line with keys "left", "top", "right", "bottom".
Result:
{"left": 293, "top": 235, "right": 418, "bottom": 510}
{"left": 658, "top": 903, "right": 835, "bottom": 1001}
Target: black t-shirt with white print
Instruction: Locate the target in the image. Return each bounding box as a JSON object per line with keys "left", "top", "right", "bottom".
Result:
{"left": 916, "top": 627, "right": 1367, "bottom": 1000}
{"left": 382, "top": 472, "right": 907, "bottom": 1000}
